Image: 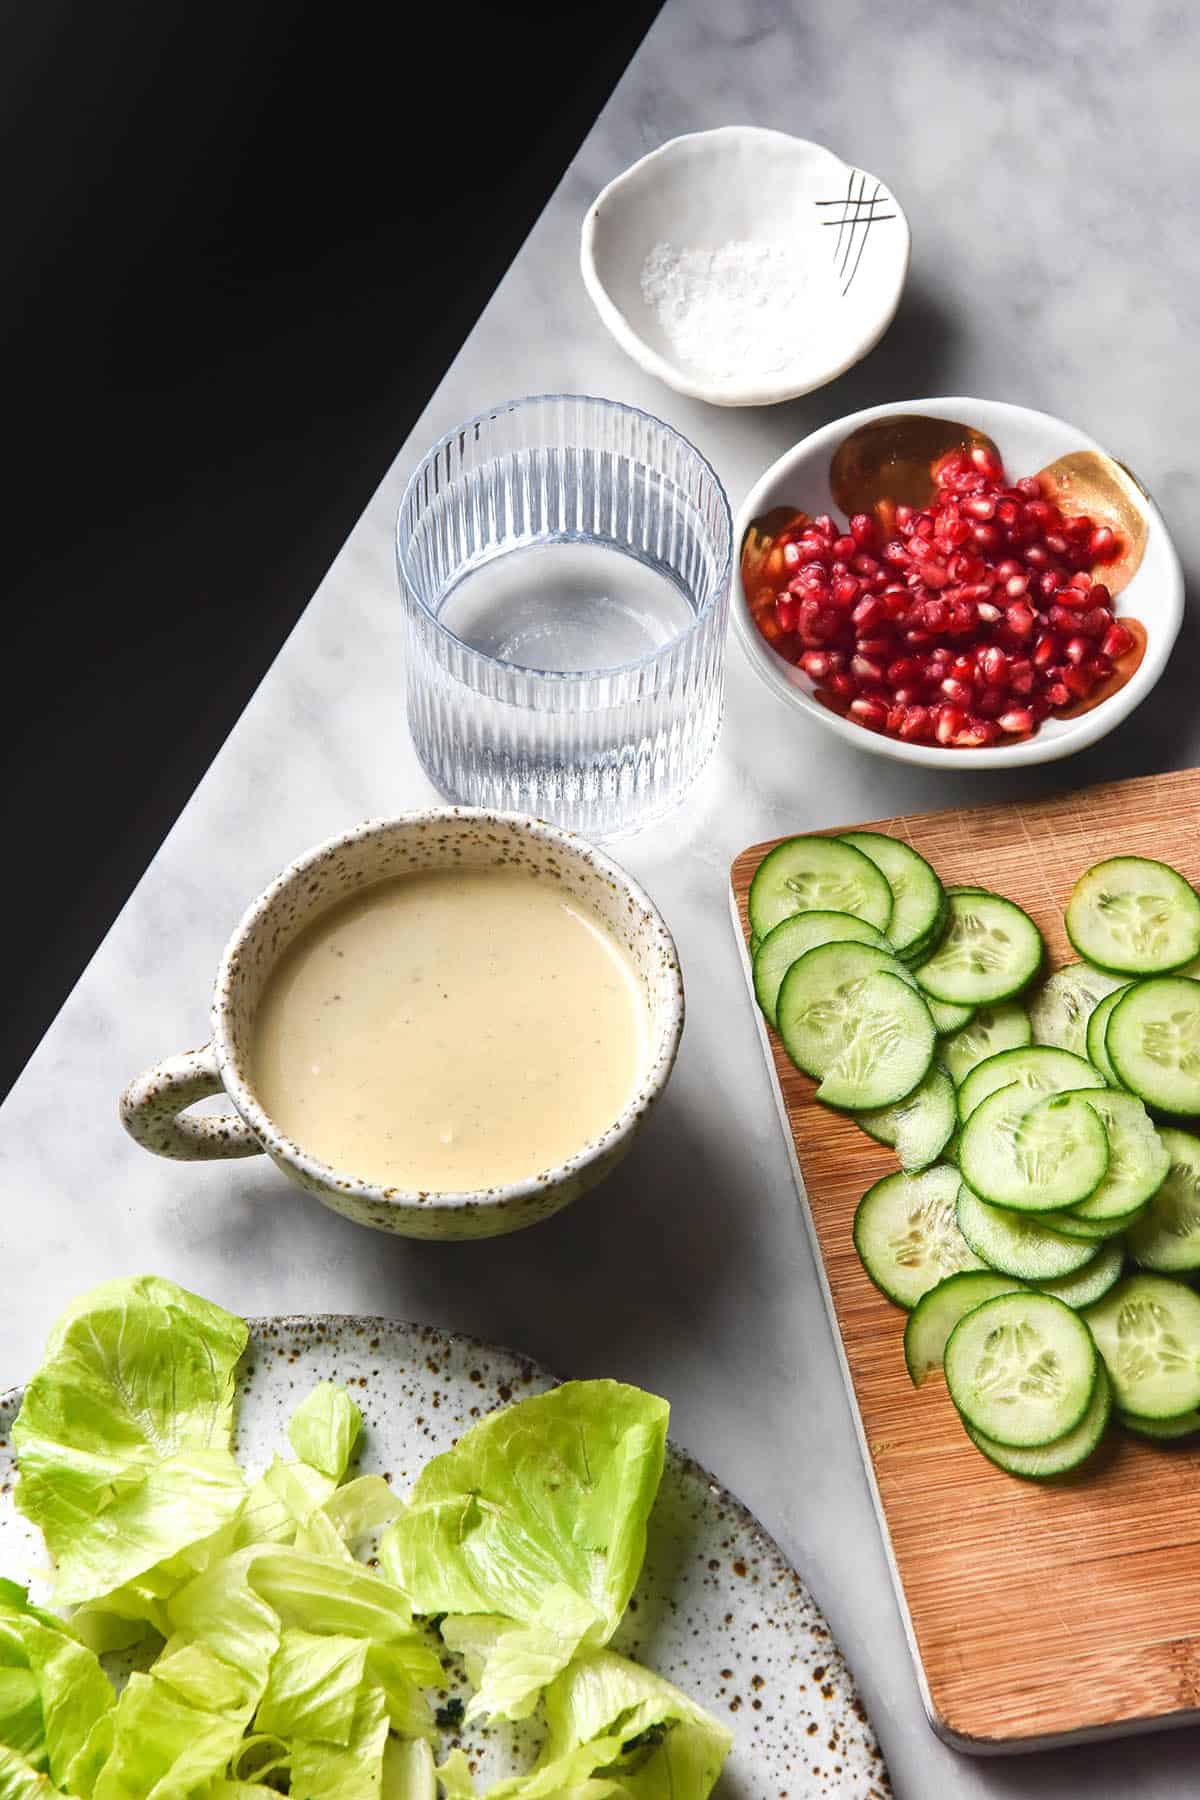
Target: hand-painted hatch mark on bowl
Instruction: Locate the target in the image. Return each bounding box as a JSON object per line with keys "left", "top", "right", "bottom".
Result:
{"left": 815, "top": 171, "right": 897, "bottom": 296}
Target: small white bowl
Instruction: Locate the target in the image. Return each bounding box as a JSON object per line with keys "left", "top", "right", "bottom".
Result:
{"left": 580, "top": 126, "right": 910, "bottom": 408}
{"left": 733, "top": 396, "right": 1184, "bottom": 769}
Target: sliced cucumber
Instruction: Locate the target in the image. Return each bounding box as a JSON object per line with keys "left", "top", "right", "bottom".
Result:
{"left": 966, "top": 1366, "right": 1111, "bottom": 1479}
{"left": 749, "top": 836, "right": 894, "bottom": 941}
{"left": 957, "top": 1045, "right": 1103, "bottom": 1123}
{"left": 1119, "top": 1407, "right": 1200, "bottom": 1439}
{"left": 1085, "top": 983, "right": 1134, "bottom": 1087}
{"left": 913, "top": 892, "right": 1043, "bottom": 1007}
{"left": 1029, "top": 960, "right": 1129, "bottom": 1057}
{"left": 852, "top": 1165, "right": 985, "bottom": 1309}
{"left": 959, "top": 1086, "right": 1109, "bottom": 1213}
{"left": 1084, "top": 1274, "right": 1200, "bottom": 1418}
{"left": 1126, "top": 1126, "right": 1200, "bottom": 1273}
{"left": 857, "top": 1065, "right": 957, "bottom": 1171}
{"left": 945, "top": 1291, "right": 1098, "bottom": 1447}
{"left": 776, "top": 942, "right": 935, "bottom": 1110}
{"left": 926, "top": 997, "right": 975, "bottom": 1035}
{"left": 1032, "top": 1238, "right": 1124, "bottom": 1309}
{"left": 1066, "top": 856, "right": 1200, "bottom": 975}
{"left": 1064, "top": 1090, "right": 1169, "bottom": 1222}
{"left": 1106, "top": 976, "right": 1200, "bottom": 1116}
{"left": 904, "top": 1270, "right": 1025, "bottom": 1386}
{"left": 897, "top": 908, "right": 950, "bottom": 969}
{"left": 752, "top": 910, "right": 890, "bottom": 1028}
{"left": 1040, "top": 1205, "right": 1142, "bottom": 1241}
{"left": 939, "top": 1002, "right": 1032, "bottom": 1088}
{"left": 956, "top": 1183, "right": 1101, "bottom": 1280}
{"left": 839, "top": 832, "right": 946, "bottom": 960}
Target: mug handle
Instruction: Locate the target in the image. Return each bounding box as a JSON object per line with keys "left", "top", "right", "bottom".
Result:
{"left": 119, "top": 1043, "right": 263, "bottom": 1161}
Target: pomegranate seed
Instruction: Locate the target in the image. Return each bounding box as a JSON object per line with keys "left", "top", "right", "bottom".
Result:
{"left": 851, "top": 653, "right": 885, "bottom": 683}
{"left": 1009, "top": 661, "right": 1035, "bottom": 696}
{"left": 972, "top": 522, "right": 1002, "bottom": 554}
{"left": 832, "top": 534, "right": 856, "bottom": 560}
{"left": 919, "top": 561, "right": 952, "bottom": 589}
{"left": 849, "top": 512, "right": 878, "bottom": 548}
{"left": 1079, "top": 606, "right": 1113, "bottom": 640}
{"left": 1102, "top": 623, "right": 1134, "bottom": 658}
{"left": 996, "top": 499, "right": 1020, "bottom": 528}
{"left": 1067, "top": 569, "right": 1093, "bottom": 590}
{"left": 1015, "top": 476, "right": 1042, "bottom": 499}
{"left": 1046, "top": 680, "right": 1071, "bottom": 707}
{"left": 904, "top": 627, "right": 932, "bottom": 647}
{"left": 1038, "top": 570, "right": 1064, "bottom": 600}
{"left": 1063, "top": 664, "right": 1095, "bottom": 698}
{"left": 813, "top": 514, "right": 834, "bottom": 537}
{"left": 852, "top": 595, "right": 886, "bottom": 631}
{"left": 829, "top": 671, "right": 857, "bottom": 700}
{"left": 1054, "top": 583, "right": 1093, "bottom": 609}
{"left": 964, "top": 495, "right": 996, "bottom": 521}
{"left": 898, "top": 706, "right": 932, "bottom": 741}
{"left": 776, "top": 599, "right": 798, "bottom": 633}
{"left": 923, "top": 599, "right": 950, "bottom": 632}
{"left": 1033, "top": 633, "right": 1058, "bottom": 668}
{"left": 1045, "top": 532, "right": 1069, "bottom": 557}
{"left": 894, "top": 503, "right": 916, "bottom": 528}
{"left": 832, "top": 575, "right": 860, "bottom": 607}
{"left": 781, "top": 542, "right": 802, "bottom": 569}
{"left": 882, "top": 539, "right": 909, "bottom": 565}
{"left": 909, "top": 536, "right": 935, "bottom": 562}
{"left": 1090, "top": 525, "right": 1120, "bottom": 563}
{"left": 998, "top": 707, "right": 1034, "bottom": 734}
{"left": 938, "top": 515, "right": 971, "bottom": 548}
{"left": 977, "top": 602, "right": 1002, "bottom": 623}
{"left": 978, "top": 645, "right": 1009, "bottom": 686}
{"left": 941, "top": 676, "right": 974, "bottom": 705}
{"left": 1064, "top": 636, "right": 1090, "bottom": 666}
{"left": 857, "top": 636, "right": 893, "bottom": 657}
{"left": 887, "top": 656, "right": 922, "bottom": 686}
{"left": 955, "top": 717, "right": 1000, "bottom": 748}
{"left": 1092, "top": 654, "right": 1113, "bottom": 680}
{"left": 971, "top": 445, "right": 1003, "bottom": 480}
{"left": 800, "top": 650, "right": 835, "bottom": 678}
{"left": 949, "top": 600, "right": 979, "bottom": 635}
{"left": 935, "top": 706, "right": 966, "bottom": 745}
{"left": 1088, "top": 584, "right": 1112, "bottom": 608}
{"left": 1005, "top": 601, "right": 1036, "bottom": 639}
{"left": 1005, "top": 573, "right": 1031, "bottom": 599}
{"left": 850, "top": 696, "right": 889, "bottom": 729}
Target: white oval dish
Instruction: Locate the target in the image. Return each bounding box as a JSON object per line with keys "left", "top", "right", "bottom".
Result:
{"left": 733, "top": 396, "right": 1185, "bottom": 769}
{"left": 580, "top": 126, "right": 910, "bottom": 407}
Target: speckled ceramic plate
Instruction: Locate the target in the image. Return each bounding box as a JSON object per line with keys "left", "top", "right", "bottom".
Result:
{"left": 0, "top": 1317, "right": 888, "bottom": 1798}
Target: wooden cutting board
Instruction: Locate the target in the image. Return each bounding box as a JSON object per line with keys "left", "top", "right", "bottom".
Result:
{"left": 730, "top": 768, "right": 1200, "bottom": 1753}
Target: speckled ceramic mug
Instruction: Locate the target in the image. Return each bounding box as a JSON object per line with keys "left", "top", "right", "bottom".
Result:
{"left": 119, "top": 810, "right": 684, "bottom": 1240}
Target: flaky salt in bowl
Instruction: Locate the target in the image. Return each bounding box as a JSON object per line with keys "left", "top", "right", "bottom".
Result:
{"left": 581, "top": 127, "right": 910, "bottom": 408}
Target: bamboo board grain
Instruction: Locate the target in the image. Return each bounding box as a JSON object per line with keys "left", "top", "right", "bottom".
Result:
{"left": 730, "top": 769, "right": 1200, "bottom": 1754}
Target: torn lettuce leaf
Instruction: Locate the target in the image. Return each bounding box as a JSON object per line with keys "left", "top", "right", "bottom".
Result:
{"left": 0, "top": 1744, "right": 55, "bottom": 1798}
{"left": 89, "top": 1672, "right": 249, "bottom": 1800}
{"left": 379, "top": 1381, "right": 668, "bottom": 1720}
{"left": 0, "top": 1581, "right": 114, "bottom": 1788}
{"left": 381, "top": 1736, "right": 436, "bottom": 1800}
{"left": 288, "top": 1680, "right": 390, "bottom": 1799}
{"left": 538, "top": 1650, "right": 732, "bottom": 1800}
{"left": 288, "top": 1382, "right": 363, "bottom": 1481}
{"left": 11, "top": 1277, "right": 247, "bottom": 1614}
{"left": 441, "top": 1586, "right": 597, "bottom": 1724}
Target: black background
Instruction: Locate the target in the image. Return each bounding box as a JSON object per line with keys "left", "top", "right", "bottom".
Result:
{"left": 1, "top": 0, "right": 662, "bottom": 1099}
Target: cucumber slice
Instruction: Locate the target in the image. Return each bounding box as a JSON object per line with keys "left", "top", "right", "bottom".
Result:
{"left": 956, "top": 1183, "right": 1102, "bottom": 1279}
{"left": 1126, "top": 1126, "right": 1200, "bottom": 1273}
{"left": 752, "top": 910, "right": 890, "bottom": 1028}
{"left": 1066, "top": 856, "right": 1200, "bottom": 975}
{"left": 1119, "top": 1407, "right": 1200, "bottom": 1439}
{"left": 904, "top": 1270, "right": 1026, "bottom": 1386}
{"left": 1065, "top": 1090, "right": 1169, "bottom": 1222}
{"left": 957, "top": 1045, "right": 1104, "bottom": 1123}
{"left": 1107, "top": 976, "right": 1200, "bottom": 1116}
{"left": 776, "top": 943, "right": 935, "bottom": 1110}
{"left": 966, "top": 1366, "right": 1112, "bottom": 1479}
{"left": 1039, "top": 1205, "right": 1142, "bottom": 1240}
{"left": 914, "top": 892, "right": 1044, "bottom": 1007}
{"left": 945, "top": 1291, "right": 1098, "bottom": 1447}
{"left": 959, "top": 1086, "right": 1109, "bottom": 1213}
{"left": 1084, "top": 1274, "right": 1200, "bottom": 1418}
{"left": 749, "top": 837, "right": 894, "bottom": 941}
{"left": 926, "top": 997, "right": 975, "bottom": 1034}
{"left": 857, "top": 1065, "right": 957, "bottom": 1171}
{"left": 853, "top": 1165, "right": 985, "bottom": 1308}
{"left": 1029, "top": 960, "right": 1129, "bottom": 1057}
{"left": 839, "top": 832, "right": 946, "bottom": 960}
{"left": 897, "top": 907, "right": 950, "bottom": 968}
{"left": 1032, "top": 1238, "right": 1124, "bottom": 1309}
{"left": 939, "top": 1002, "right": 1032, "bottom": 1087}
{"left": 1085, "top": 983, "right": 1134, "bottom": 1086}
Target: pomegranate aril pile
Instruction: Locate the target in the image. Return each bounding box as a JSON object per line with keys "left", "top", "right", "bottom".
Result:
{"left": 763, "top": 448, "right": 1128, "bottom": 749}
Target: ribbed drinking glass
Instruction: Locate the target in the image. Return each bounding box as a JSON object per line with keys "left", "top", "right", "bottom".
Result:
{"left": 396, "top": 394, "right": 732, "bottom": 837}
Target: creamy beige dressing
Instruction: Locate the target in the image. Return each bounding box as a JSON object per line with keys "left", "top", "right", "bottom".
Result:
{"left": 249, "top": 868, "right": 648, "bottom": 1191}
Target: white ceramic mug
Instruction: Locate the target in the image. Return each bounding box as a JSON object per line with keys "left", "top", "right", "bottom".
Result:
{"left": 120, "top": 810, "right": 684, "bottom": 1240}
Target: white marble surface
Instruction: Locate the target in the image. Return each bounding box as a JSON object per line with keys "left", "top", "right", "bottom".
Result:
{"left": 4, "top": 0, "right": 1199, "bottom": 1793}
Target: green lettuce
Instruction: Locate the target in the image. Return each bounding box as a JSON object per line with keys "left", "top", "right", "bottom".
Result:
{"left": 537, "top": 1650, "right": 732, "bottom": 1800}
{"left": 288, "top": 1382, "right": 363, "bottom": 1480}
{"left": 0, "top": 1582, "right": 114, "bottom": 1788}
{"left": 0, "top": 1744, "right": 55, "bottom": 1797}
{"left": 288, "top": 1679, "right": 390, "bottom": 1798}
{"left": 12, "top": 1278, "right": 248, "bottom": 1615}
{"left": 380, "top": 1382, "right": 668, "bottom": 1721}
